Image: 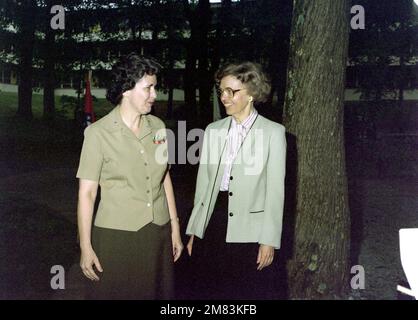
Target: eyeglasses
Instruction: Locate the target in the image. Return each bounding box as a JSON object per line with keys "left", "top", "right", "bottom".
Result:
{"left": 216, "top": 87, "right": 245, "bottom": 98}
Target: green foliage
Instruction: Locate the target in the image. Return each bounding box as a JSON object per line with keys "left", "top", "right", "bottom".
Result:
{"left": 0, "top": 0, "right": 294, "bottom": 124}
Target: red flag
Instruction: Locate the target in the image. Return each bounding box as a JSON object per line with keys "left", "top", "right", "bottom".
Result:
{"left": 84, "top": 71, "right": 95, "bottom": 126}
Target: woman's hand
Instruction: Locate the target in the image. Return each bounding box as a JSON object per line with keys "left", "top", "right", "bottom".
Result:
{"left": 171, "top": 231, "right": 184, "bottom": 262}
{"left": 257, "top": 244, "right": 274, "bottom": 270}
{"left": 170, "top": 218, "right": 183, "bottom": 262}
{"left": 80, "top": 246, "right": 103, "bottom": 281}
{"left": 186, "top": 235, "right": 194, "bottom": 256}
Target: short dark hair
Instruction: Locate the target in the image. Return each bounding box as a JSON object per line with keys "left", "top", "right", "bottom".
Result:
{"left": 215, "top": 62, "right": 271, "bottom": 104}
{"left": 106, "top": 53, "right": 161, "bottom": 105}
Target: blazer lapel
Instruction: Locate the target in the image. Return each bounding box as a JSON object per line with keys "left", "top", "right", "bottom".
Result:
{"left": 202, "top": 117, "right": 232, "bottom": 231}
{"left": 218, "top": 117, "right": 231, "bottom": 162}
{"left": 201, "top": 117, "right": 230, "bottom": 165}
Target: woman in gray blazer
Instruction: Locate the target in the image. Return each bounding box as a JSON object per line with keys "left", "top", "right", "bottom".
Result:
{"left": 186, "top": 62, "right": 287, "bottom": 299}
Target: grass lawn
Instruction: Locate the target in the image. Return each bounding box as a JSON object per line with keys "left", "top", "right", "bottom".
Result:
{"left": 0, "top": 91, "right": 185, "bottom": 144}
{"left": 0, "top": 91, "right": 114, "bottom": 119}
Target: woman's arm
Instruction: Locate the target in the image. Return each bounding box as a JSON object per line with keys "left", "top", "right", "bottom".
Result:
{"left": 77, "top": 179, "right": 103, "bottom": 280}
{"left": 185, "top": 127, "right": 211, "bottom": 242}
{"left": 186, "top": 126, "right": 214, "bottom": 255}
{"left": 260, "top": 125, "right": 286, "bottom": 248}
{"left": 164, "top": 171, "right": 184, "bottom": 262}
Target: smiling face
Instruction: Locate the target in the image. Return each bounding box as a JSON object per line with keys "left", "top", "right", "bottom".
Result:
{"left": 219, "top": 75, "right": 253, "bottom": 123}
{"left": 123, "top": 74, "right": 157, "bottom": 115}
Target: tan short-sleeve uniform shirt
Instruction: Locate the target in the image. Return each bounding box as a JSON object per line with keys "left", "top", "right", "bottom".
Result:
{"left": 76, "top": 106, "right": 170, "bottom": 231}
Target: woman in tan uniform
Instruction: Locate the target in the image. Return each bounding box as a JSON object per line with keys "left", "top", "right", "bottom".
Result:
{"left": 76, "top": 53, "right": 183, "bottom": 299}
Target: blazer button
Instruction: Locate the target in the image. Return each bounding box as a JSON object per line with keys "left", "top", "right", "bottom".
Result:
{"left": 229, "top": 192, "right": 233, "bottom": 196}
{"left": 230, "top": 176, "right": 233, "bottom": 180}
{"left": 229, "top": 212, "right": 234, "bottom": 217}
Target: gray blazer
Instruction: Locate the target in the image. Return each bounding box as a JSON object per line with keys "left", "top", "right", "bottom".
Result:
{"left": 186, "top": 114, "right": 286, "bottom": 249}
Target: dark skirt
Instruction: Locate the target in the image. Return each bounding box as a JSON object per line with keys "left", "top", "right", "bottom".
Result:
{"left": 190, "top": 191, "right": 282, "bottom": 300}
{"left": 86, "top": 222, "right": 174, "bottom": 300}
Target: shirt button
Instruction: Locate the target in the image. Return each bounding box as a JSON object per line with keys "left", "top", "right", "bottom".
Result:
{"left": 147, "top": 203, "right": 151, "bottom": 207}
{"left": 229, "top": 192, "right": 233, "bottom": 196}
{"left": 230, "top": 176, "right": 233, "bottom": 180}
{"left": 144, "top": 162, "right": 148, "bottom": 166}
{"left": 140, "top": 150, "right": 144, "bottom": 154}
{"left": 147, "top": 190, "right": 150, "bottom": 193}
{"left": 229, "top": 212, "right": 234, "bottom": 217}
{"left": 146, "top": 176, "right": 150, "bottom": 180}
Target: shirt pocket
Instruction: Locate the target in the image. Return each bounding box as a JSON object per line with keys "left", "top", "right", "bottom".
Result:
{"left": 249, "top": 209, "right": 264, "bottom": 214}
{"left": 101, "top": 178, "right": 128, "bottom": 189}
{"left": 103, "top": 157, "right": 116, "bottom": 167}
{"left": 102, "top": 157, "right": 126, "bottom": 179}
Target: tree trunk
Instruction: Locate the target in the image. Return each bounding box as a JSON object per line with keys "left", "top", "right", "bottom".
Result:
{"left": 17, "top": 4, "right": 36, "bottom": 119}
{"left": 43, "top": 27, "right": 56, "bottom": 120}
{"left": 183, "top": 0, "right": 197, "bottom": 120}
{"left": 397, "top": 19, "right": 405, "bottom": 110}
{"left": 167, "top": 86, "right": 174, "bottom": 120}
{"left": 196, "top": 0, "right": 211, "bottom": 123}
{"left": 184, "top": 47, "right": 197, "bottom": 119}
{"left": 166, "top": 58, "right": 175, "bottom": 120}
{"left": 283, "top": 0, "right": 351, "bottom": 299}
{"left": 166, "top": 48, "right": 175, "bottom": 120}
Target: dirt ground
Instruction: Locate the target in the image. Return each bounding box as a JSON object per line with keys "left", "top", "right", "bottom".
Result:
{"left": 349, "top": 178, "right": 418, "bottom": 299}
{"left": 0, "top": 162, "right": 197, "bottom": 300}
